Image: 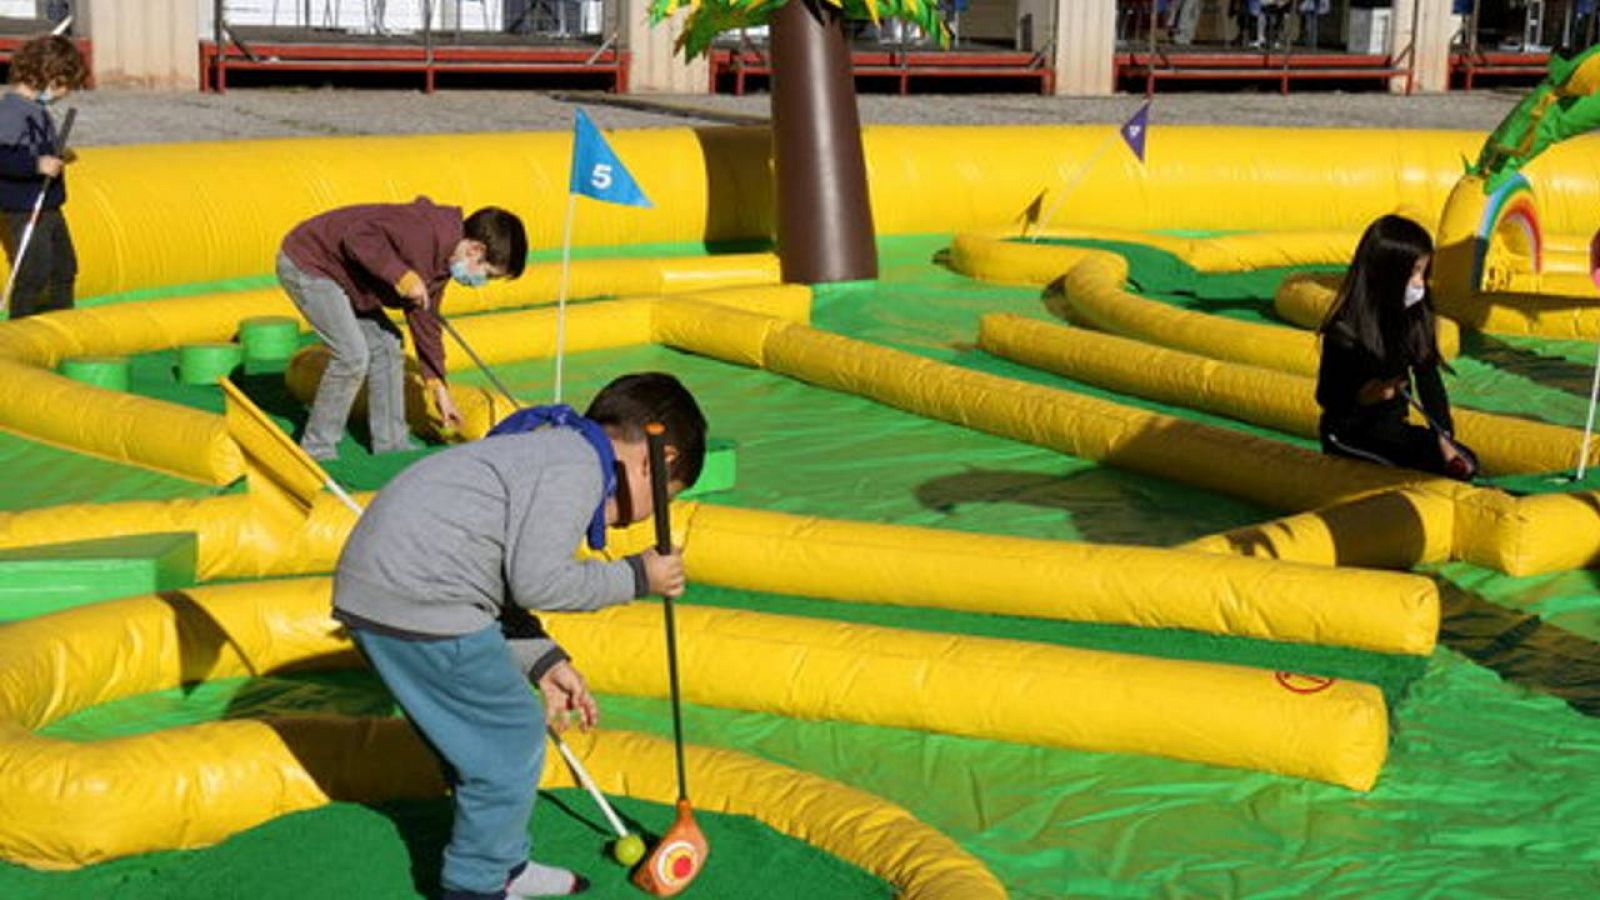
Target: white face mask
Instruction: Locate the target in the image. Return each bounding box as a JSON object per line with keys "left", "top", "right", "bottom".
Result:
{"left": 1403, "top": 282, "right": 1427, "bottom": 309}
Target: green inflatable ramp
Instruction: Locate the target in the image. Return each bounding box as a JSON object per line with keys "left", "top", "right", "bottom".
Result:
{"left": 0, "top": 532, "right": 197, "bottom": 623}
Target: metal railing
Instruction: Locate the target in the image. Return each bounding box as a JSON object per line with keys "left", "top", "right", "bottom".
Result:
{"left": 205, "top": 0, "right": 626, "bottom": 91}
{"left": 1128, "top": 0, "right": 1419, "bottom": 96}
{"left": 209, "top": 0, "right": 615, "bottom": 46}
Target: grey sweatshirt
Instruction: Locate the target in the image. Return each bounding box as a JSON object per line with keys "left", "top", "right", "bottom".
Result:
{"left": 333, "top": 428, "right": 644, "bottom": 676}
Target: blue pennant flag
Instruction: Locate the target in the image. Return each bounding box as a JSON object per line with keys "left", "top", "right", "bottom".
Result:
{"left": 569, "top": 108, "right": 652, "bottom": 208}
{"left": 1119, "top": 101, "right": 1150, "bottom": 164}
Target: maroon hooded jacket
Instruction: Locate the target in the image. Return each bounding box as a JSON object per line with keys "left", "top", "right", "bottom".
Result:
{"left": 281, "top": 197, "right": 463, "bottom": 382}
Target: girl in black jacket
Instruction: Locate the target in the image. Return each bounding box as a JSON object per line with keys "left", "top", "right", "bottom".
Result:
{"left": 1316, "top": 214, "right": 1477, "bottom": 480}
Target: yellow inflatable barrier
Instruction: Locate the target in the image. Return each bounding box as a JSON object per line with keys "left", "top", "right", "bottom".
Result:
{"left": 653, "top": 301, "right": 1600, "bottom": 577}
{"left": 682, "top": 503, "right": 1439, "bottom": 655}
{"left": 980, "top": 228, "right": 1359, "bottom": 274}
{"left": 1434, "top": 289, "right": 1600, "bottom": 337}
{"left": 0, "top": 578, "right": 1388, "bottom": 872}
{"left": 662, "top": 304, "right": 1420, "bottom": 511}
{"left": 44, "top": 127, "right": 1600, "bottom": 302}
{"left": 9, "top": 289, "right": 1600, "bottom": 581}
{"left": 1273, "top": 272, "right": 1462, "bottom": 358}
{"left": 978, "top": 313, "right": 1597, "bottom": 476}
{"left": 1059, "top": 249, "right": 1323, "bottom": 375}
{"left": 0, "top": 481, "right": 1435, "bottom": 655}
{"left": 23, "top": 126, "right": 1600, "bottom": 302}
{"left": 1182, "top": 487, "right": 1461, "bottom": 570}
{"left": 1183, "top": 483, "right": 1600, "bottom": 579}
{"left": 285, "top": 287, "right": 812, "bottom": 442}
{"left": 549, "top": 597, "right": 1392, "bottom": 792}
{"left": 0, "top": 357, "right": 242, "bottom": 484}
{"left": 0, "top": 584, "right": 1001, "bottom": 895}
{"left": 545, "top": 730, "right": 1005, "bottom": 900}
{"left": 0, "top": 255, "right": 792, "bottom": 482}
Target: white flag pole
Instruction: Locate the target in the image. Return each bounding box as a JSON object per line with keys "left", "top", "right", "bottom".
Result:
{"left": 1029, "top": 130, "right": 1119, "bottom": 242}
{"left": 1578, "top": 345, "right": 1600, "bottom": 479}
{"left": 553, "top": 191, "right": 578, "bottom": 405}
{"left": 1581, "top": 234, "right": 1600, "bottom": 479}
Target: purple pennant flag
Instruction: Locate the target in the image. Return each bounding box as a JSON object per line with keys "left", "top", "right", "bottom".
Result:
{"left": 1119, "top": 101, "right": 1150, "bottom": 164}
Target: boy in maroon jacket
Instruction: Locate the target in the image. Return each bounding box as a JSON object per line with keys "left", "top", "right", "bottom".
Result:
{"left": 277, "top": 198, "right": 528, "bottom": 460}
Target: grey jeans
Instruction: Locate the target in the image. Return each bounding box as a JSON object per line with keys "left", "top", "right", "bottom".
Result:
{"left": 276, "top": 251, "right": 411, "bottom": 459}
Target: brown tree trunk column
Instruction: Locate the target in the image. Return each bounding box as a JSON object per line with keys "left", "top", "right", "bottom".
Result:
{"left": 770, "top": 0, "right": 878, "bottom": 284}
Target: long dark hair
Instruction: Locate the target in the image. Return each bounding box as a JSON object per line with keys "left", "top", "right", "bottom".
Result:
{"left": 1319, "top": 214, "right": 1440, "bottom": 372}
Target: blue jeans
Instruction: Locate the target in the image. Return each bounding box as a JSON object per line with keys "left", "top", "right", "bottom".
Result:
{"left": 352, "top": 624, "right": 545, "bottom": 896}
{"left": 277, "top": 251, "right": 412, "bottom": 459}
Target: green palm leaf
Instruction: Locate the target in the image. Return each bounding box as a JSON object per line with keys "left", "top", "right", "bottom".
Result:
{"left": 649, "top": 0, "right": 950, "bottom": 60}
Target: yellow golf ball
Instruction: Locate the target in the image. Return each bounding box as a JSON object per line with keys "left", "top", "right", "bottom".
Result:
{"left": 613, "top": 834, "right": 646, "bottom": 866}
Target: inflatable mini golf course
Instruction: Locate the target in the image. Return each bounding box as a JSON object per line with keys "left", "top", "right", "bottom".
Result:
{"left": 2, "top": 117, "right": 1600, "bottom": 898}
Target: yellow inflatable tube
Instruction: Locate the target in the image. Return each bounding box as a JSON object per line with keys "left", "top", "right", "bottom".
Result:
{"left": 952, "top": 234, "right": 1462, "bottom": 377}
{"left": 0, "top": 579, "right": 1386, "bottom": 872}
{"left": 1434, "top": 289, "right": 1600, "bottom": 337}
{"left": 13, "top": 289, "right": 1594, "bottom": 579}
{"left": 662, "top": 303, "right": 1600, "bottom": 576}
{"left": 1184, "top": 483, "right": 1600, "bottom": 578}
{"left": 1274, "top": 272, "right": 1461, "bottom": 357}
{"left": 979, "top": 313, "right": 1597, "bottom": 477}
{"left": 998, "top": 227, "right": 1358, "bottom": 273}
{"left": 682, "top": 503, "right": 1438, "bottom": 655}
{"left": 673, "top": 308, "right": 1421, "bottom": 512}
{"left": 0, "top": 589, "right": 1000, "bottom": 895}
{"left": 285, "top": 287, "right": 813, "bottom": 441}
{"left": 0, "top": 256, "right": 790, "bottom": 482}
{"left": 1182, "top": 487, "right": 1461, "bottom": 571}
{"left": 40, "top": 127, "right": 1600, "bottom": 302}
{"left": 0, "top": 357, "right": 242, "bottom": 484}
{"left": 1060, "top": 249, "right": 1323, "bottom": 375}
{"left": 546, "top": 730, "right": 1005, "bottom": 900}
{"left": 550, "top": 592, "right": 1390, "bottom": 791}
{"left": 0, "top": 480, "right": 1436, "bottom": 655}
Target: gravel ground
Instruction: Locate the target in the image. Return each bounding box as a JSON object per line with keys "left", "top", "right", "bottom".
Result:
{"left": 65, "top": 87, "right": 1526, "bottom": 146}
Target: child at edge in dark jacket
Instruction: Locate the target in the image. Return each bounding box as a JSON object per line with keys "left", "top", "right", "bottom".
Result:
{"left": 0, "top": 34, "right": 88, "bottom": 319}
{"left": 1316, "top": 214, "right": 1478, "bottom": 481}
{"left": 333, "top": 371, "right": 706, "bottom": 899}
{"left": 278, "top": 198, "right": 528, "bottom": 461}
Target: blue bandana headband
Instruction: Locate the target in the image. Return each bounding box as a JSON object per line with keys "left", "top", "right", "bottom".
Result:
{"left": 487, "top": 404, "right": 617, "bottom": 551}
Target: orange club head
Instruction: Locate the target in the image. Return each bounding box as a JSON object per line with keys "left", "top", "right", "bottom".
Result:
{"left": 630, "top": 799, "right": 708, "bottom": 897}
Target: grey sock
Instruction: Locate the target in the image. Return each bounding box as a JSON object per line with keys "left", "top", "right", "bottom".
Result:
{"left": 505, "top": 861, "right": 588, "bottom": 897}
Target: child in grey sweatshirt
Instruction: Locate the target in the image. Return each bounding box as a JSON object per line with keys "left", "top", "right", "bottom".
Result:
{"left": 334, "top": 372, "right": 706, "bottom": 899}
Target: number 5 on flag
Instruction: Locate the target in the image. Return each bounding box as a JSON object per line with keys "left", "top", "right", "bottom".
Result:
{"left": 569, "top": 109, "right": 651, "bottom": 209}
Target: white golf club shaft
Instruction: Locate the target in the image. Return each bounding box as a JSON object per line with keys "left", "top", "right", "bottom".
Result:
{"left": 550, "top": 728, "right": 629, "bottom": 838}
{"left": 1580, "top": 338, "right": 1600, "bottom": 479}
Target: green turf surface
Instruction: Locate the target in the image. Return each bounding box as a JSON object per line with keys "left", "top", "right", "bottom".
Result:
{"left": 6, "top": 234, "right": 1600, "bottom": 897}
{"left": 0, "top": 430, "right": 215, "bottom": 512}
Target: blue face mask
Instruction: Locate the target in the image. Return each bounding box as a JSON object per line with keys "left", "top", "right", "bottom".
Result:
{"left": 36, "top": 89, "right": 54, "bottom": 106}
{"left": 450, "top": 258, "right": 488, "bottom": 288}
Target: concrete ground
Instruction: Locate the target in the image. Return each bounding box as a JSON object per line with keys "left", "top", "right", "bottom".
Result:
{"left": 66, "top": 87, "right": 1526, "bottom": 146}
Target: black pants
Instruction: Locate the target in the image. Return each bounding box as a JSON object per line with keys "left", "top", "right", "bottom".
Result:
{"left": 1322, "top": 418, "right": 1477, "bottom": 481}
{"left": 3, "top": 208, "right": 77, "bottom": 319}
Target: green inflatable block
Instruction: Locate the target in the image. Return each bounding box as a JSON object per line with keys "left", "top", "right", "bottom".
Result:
{"left": 239, "top": 315, "right": 300, "bottom": 375}
{"left": 57, "top": 355, "right": 130, "bottom": 392}
{"left": 0, "top": 532, "right": 198, "bottom": 622}
{"left": 178, "top": 342, "right": 243, "bottom": 385}
{"left": 681, "top": 438, "right": 736, "bottom": 499}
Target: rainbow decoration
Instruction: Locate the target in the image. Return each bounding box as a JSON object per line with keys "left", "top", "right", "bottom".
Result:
{"left": 1473, "top": 173, "right": 1543, "bottom": 291}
